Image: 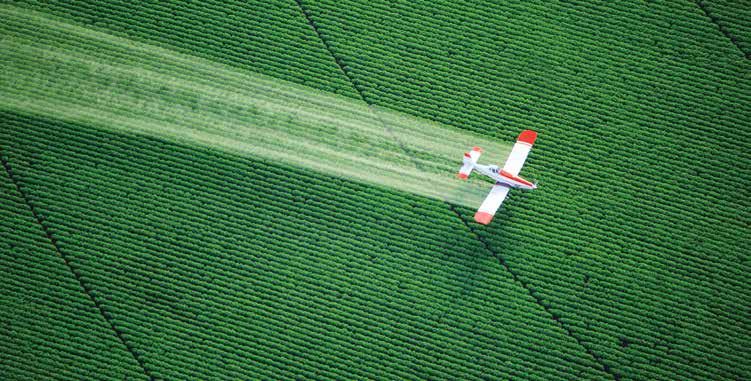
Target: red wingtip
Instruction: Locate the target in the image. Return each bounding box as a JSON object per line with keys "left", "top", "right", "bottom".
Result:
{"left": 472, "top": 146, "right": 483, "bottom": 152}
{"left": 518, "top": 130, "right": 537, "bottom": 145}
{"left": 474, "top": 211, "right": 493, "bottom": 225}
{"left": 457, "top": 173, "right": 469, "bottom": 180}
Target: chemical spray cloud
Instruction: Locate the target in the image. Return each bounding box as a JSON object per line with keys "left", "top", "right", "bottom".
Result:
{"left": 0, "top": 5, "right": 511, "bottom": 209}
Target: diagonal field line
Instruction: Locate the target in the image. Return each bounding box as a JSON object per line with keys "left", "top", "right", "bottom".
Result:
{"left": 294, "top": 1, "right": 620, "bottom": 379}
{"left": 694, "top": 0, "right": 750, "bottom": 60}
{"left": 0, "top": 149, "right": 158, "bottom": 381}
{"left": 294, "top": 0, "right": 485, "bottom": 326}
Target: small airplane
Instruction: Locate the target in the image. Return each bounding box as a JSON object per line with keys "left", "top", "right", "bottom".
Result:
{"left": 458, "top": 130, "right": 538, "bottom": 225}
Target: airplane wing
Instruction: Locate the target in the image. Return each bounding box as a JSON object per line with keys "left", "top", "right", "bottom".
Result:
{"left": 474, "top": 183, "right": 511, "bottom": 224}
{"left": 502, "top": 130, "right": 537, "bottom": 176}
{"left": 474, "top": 130, "right": 537, "bottom": 225}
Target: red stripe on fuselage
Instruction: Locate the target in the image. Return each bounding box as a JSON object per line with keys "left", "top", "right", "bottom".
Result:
{"left": 499, "top": 170, "right": 533, "bottom": 186}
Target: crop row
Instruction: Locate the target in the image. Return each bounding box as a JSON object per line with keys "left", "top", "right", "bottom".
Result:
{"left": 0, "top": 171, "right": 148, "bottom": 380}
{"left": 1, "top": 112, "right": 610, "bottom": 379}
{"left": 302, "top": 0, "right": 751, "bottom": 379}
{"left": 3, "top": 0, "right": 748, "bottom": 379}
{"left": 0, "top": 16, "right": 465, "bottom": 187}
{"left": 13, "top": 0, "right": 359, "bottom": 96}
{"left": 699, "top": 0, "right": 751, "bottom": 55}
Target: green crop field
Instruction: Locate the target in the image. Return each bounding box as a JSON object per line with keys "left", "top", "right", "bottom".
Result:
{"left": 1, "top": 1, "right": 749, "bottom": 380}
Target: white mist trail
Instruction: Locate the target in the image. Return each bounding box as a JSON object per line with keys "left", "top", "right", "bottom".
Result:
{"left": 0, "top": 5, "right": 511, "bottom": 208}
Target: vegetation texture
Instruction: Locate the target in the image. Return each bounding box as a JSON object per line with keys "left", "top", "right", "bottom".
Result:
{"left": 0, "top": 148, "right": 148, "bottom": 380}
{"left": 700, "top": 0, "right": 751, "bottom": 57}
{"left": 1, "top": 0, "right": 749, "bottom": 380}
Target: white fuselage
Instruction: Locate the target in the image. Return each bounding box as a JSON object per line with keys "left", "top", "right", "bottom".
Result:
{"left": 474, "top": 164, "right": 537, "bottom": 190}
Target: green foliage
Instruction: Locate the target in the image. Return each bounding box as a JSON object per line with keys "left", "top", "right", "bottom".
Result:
{"left": 0, "top": 153, "right": 148, "bottom": 380}
{"left": 1, "top": 0, "right": 750, "bottom": 380}
{"left": 12, "top": 0, "right": 359, "bottom": 97}
{"left": 301, "top": 0, "right": 751, "bottom": 379}
{"left": 0, "top": 113, "right": 609, "bottom": 379}
{"left": 700, "top": 0, "right": 751, "bottom": 56}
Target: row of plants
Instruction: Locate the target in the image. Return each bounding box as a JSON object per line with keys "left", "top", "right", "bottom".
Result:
{"left": 0, "top": 169, "right": 149, "bottom": 379}
{"left": 303, "top": 0, "right": 750, "bottom": 379}
{"left": 1, "top": 110, "right": 610, "bottom": 380}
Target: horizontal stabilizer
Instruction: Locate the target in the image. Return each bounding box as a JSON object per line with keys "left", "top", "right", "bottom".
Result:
{"left": 458, "top": 146, "right": 482, "bottom": 180}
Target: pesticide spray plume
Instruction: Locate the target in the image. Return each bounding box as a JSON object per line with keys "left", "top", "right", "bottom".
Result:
{"left": 0, "top": 5, "right": 511, "bottom": 209}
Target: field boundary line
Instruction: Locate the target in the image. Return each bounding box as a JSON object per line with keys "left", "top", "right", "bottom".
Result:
{"left": 295, "top": 0, "right": 487, "bottom": 324}
{"left": 694, "top": 0, "right": 750, "bottom": 59}
{"left": 294, "top": 1, "right": 618, "bottom": 379}
{"left": 0, "top": 149, "right": 157, "bottom": 381}
{"left": 446, "top": 204, "right": 620, "bottom": 380}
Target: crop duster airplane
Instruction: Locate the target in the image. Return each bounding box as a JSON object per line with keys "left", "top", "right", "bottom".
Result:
{"left": 458, "top": 130, "right": 538, "bottom": 225}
